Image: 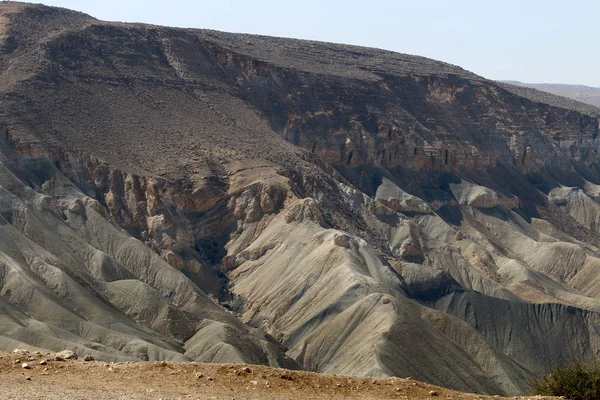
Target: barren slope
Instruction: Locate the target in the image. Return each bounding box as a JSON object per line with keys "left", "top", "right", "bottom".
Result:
{"left": 1, "top": 2, "right": 600, "bottom": 397}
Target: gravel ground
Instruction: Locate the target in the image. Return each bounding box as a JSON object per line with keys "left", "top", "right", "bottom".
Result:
{"left": 0, "top": 352, "right": 555, "bottom": 400}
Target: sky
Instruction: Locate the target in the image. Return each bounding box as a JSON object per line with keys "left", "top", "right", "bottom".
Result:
{"left": 17, "top": 0, "right": 600, "bottom": 87}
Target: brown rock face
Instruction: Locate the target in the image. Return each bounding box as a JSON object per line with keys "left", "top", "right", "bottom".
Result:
{"left": 4, "top": 3, "right": 600, "bottom": 398}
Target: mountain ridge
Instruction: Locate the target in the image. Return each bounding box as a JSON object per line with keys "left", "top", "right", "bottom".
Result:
{"left": 499, "top": 80, "right": 600, "bottom": 112}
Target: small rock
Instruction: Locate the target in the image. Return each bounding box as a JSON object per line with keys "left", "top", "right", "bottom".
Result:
{"left": 333, "top": 233, "right": 352, "bottom": 248}
{"left": 26, "top": 376, "right": 31, "bottom": 381}
{"left": 242, "top": 367, "right": 252, "bottom": 373}
{"left": 22, "top": 363, "right": 31, "bottom": 369}
{"left": 54, "top": 350, "right": 77, "bottom": 361}
{"left": 195, "top": 373, "right": 204, "bottom": 379}
{"left": 83, "top": 355, "right": 94, "bottom": 362}
{"left": 13, "top": 349, "right": 29, "bottom": 354}
{"left": 250, "top": 380, "right": 258, "bottom": 385}
{"left": 207, "top": 376, "right": 214, "bottom": 381}
{"left": 27, "top": 356, "right": 36, "bottom": 361}
{"left": 39, "top": 360, "right": 48, "bottom": 366}
{"left": 429, "top": 390, "right": 439, "bottom": 396}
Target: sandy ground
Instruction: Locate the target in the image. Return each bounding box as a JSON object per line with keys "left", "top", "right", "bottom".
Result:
{"left": 0, "top": 352, "right": 555, "bottom": 400}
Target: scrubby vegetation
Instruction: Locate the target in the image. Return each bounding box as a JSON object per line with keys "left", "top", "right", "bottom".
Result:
{"left": 530, "top": 361, "right": 600, "bottom": 400}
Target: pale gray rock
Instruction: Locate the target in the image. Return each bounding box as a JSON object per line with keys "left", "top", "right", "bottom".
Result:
{"left": 54, "top": 350, "right": 77, "bottom": 361}
{"left": 450, "top": 181, "right": 499, "bottom": 209}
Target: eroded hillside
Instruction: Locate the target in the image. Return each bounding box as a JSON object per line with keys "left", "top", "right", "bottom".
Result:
{"left": 1, "top": 2, "right": 600, "bottom": 396}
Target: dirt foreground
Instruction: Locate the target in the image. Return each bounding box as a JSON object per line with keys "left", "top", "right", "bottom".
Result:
{"left": 0, "top": 351, "right": 556, "bottom": 400}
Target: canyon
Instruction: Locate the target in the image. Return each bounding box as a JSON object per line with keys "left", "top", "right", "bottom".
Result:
{"left": 0, "top": 2, "right": 600, "bottom": 396}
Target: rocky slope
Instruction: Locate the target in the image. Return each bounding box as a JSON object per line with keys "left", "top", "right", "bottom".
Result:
{"left": 1, "top": 2, "right": 600, "bottom": 396}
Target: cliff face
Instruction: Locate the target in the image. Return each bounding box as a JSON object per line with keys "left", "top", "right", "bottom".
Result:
{"left": 2, "top": 2, "right": 600, "bottom": 396}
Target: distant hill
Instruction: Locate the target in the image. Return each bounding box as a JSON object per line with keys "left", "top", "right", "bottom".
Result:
{"left": 502, "top": 80, "right": 600, "bottom": 108}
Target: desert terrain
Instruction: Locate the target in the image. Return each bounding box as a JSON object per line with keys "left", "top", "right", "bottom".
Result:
{"left": 0, "top": 2, "right": 599, "bottom": 397}
{"left": 0, "top": 350, "right": 553, "bottom": 400}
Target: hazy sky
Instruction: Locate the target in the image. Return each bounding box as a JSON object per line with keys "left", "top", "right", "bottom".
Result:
{"left": 18, "top": 0, "right": 600, "bottom": 87}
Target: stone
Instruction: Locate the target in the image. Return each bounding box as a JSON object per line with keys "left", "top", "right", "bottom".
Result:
{"left": 399, "top": 237, "right": 423, "bottom": 259}
{"left": 22, "top": 363, "right": 31, "bottom": 369}
{"left": 429, "top": 390, "right": 438, "bottom": 396}
{"left": 333, "top": 233, "right": 352, "bottom": 248}
{"left": 83, "top": 355, "right": 94, "bottom": 362}
{"left": 54, "top": 350, "right": 77, "bottom": 361}
{"left": 39, "top": 360, "right": 48, "bottom": 365}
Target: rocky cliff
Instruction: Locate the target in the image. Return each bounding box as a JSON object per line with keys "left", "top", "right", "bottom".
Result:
{"left": 1, "top": 2, "right": 600, "bottom": 396}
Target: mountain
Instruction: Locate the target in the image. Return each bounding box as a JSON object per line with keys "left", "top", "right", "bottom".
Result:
{"left": 501, "top": 80, "right": 600, "bottom": 109}
{"left": 1, "top": 2, "right": 600, "bottom": 396}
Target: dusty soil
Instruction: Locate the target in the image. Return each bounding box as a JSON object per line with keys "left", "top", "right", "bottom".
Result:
{"left": 0, "top": 352, "right": 552, "bottom": 400}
